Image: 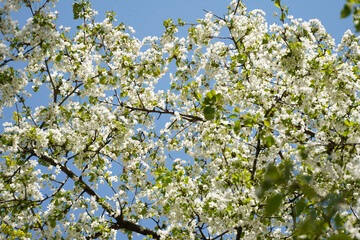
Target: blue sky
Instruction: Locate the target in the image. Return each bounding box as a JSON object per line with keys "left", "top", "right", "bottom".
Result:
{"left": 53, "top": 0, "right": 355, "bottom": 43}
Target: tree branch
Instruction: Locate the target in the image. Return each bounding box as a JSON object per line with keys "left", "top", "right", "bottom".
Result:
{"left": 251, "top": 127, "right": 263, "bottom": 181}
{"left": 235, "top": 226, "right": 242, "bottom": 240}
{"left": 24, "top": 148, "right": 160, "bottom": 239}
{"left": 109, "top": 97, "right": 205, "bottom": 123}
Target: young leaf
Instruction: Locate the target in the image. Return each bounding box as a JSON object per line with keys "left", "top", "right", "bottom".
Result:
{"left": 295, "top": 198, "right": 306, "bottom": 216}
{"left": 341, "top": 4, "right": 351, "bottom": 18}
{"left": 328, "top": 234, "right": 352, "bottom": 240}
{"left": 72, "top": 2, "right": 82, "bottom": 20}
{"left": 234, "top": 120, "right": 241, "bottom": 135}
{"left": 274, "top": 0, "right": 281, "bottom": 8}
{"left": 266, "top": 135, "right": 276, "bottom": 147}
{"left": 265, "top": 194, "right": 283, "bottom": 216}
{"left": 203, "top": 106, "right": 215, "bottom": 120}
{"left": 264, "top": 120, "right": 271, "bottom": 127}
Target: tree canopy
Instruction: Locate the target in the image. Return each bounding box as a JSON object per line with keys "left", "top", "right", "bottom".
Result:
{"left": 1, "top": 0, "right": 360, "bottom": 239}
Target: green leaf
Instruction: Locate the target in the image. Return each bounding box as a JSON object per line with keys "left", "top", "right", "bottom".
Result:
{"left": 206, "top": 89, "right": 216, "bottom": 100}
{"left": 296, "top": 214, "right": 317, "bottom": 235}
{"left": 234, "top": 120, "right": 241, "bottom": 135}
{"left": 341, "top": 4, "right": 352, "bottom": 18}
{"left": 203, "top": 106, "right": 215, "bottom": 120}
{"left": 50, "top": 219, "right": 56, "bottom": 228}
{"left": 72, "top": 2, "right": 82, "bottom": 20}
{"left": 281, "top": 12, "right": 286, "bottom": 21}
{"left": 355, "top": 19, "right": 360, "bottom": 32}
{"left": 274, "top": 0, "right": 281, "bottom": 8}
{"left": 244, "top": 118, "right": 254, "bottom": 127}
{"left": 255, "top": 185, "right": 265, "bottom": 199}
{"left": 266, "top": 135, "right": 276, "bottom": 147}
{"left": 264, "top": 120, "right": 271, "bottom": 127}
{"left": 298, "top": 145, "right": 308, "bottom": 160}
{"left": 265, "top": 194, "right": 282, "bottom": 216}
{"left": 32, "top": 85, "right": 39, "bottom": 92}
{"left": 344, "top": 119, "right": 352, "bottom": 126}
{"left": 334, "top": 212, "right": 346, "bottom": 229}
{"left": 295, "top": 198, "right": 306, "bottom": 216}
{"left": 154, "top": 68, "right": 161, "bottom": 77}
{"left": 178, "top": 18, "right": 185, "bottom": 26}
{"left": 302, "top": 184, "right": 317, "bottom": 199}
{"left": 266, "top": 164, "right": 281, "bottom": 181}
{"left": 343, "top": 128, "right": 350, "bottom": 137}
{"left": 328, "top": 234, "right": 352, "bottom": 240}
{"left": 55, "top": 54, "right": 62, "bottom": 63}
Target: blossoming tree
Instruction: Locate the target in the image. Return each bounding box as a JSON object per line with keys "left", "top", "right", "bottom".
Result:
{"left": 1, "top": 0, "right": 360, "bottom": 239}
